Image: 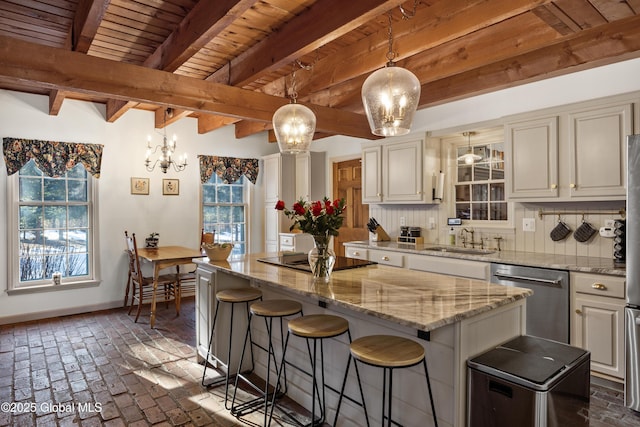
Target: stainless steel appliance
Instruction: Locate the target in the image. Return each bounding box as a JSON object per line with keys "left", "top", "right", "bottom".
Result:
{"left": 468, "top": 335, "right": 590, "bottom": 427}
{"left": 625, "top": 135, "right": 640, "bottom": 411}
{"left": 490, "top": 264, "right": 570, "bottom": 343}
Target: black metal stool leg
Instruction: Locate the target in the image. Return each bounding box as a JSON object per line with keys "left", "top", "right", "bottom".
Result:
{"left": 423, "top": 359, "right": 439, "bottom": 427}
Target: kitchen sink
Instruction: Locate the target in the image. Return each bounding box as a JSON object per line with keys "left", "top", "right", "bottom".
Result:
{"left": 421, "top": 246, "right": 496, "bottom": 255}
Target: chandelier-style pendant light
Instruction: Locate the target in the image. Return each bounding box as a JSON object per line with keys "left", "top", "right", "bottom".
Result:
{"left": 145, "top": 108, "right": 187, "bottom": 173}
{"left": 273, "top": 65, "right": 316, "bottom": 154}
{"left": 458, "top": 131, "right": 482, "bottom": 165}
{"left": 362, "top": 11, "right": 421, "bottom": 137}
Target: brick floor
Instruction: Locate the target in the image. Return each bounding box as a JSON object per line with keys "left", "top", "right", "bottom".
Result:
{"left": 0, "top": 297, "right": 639, "bottom": 426}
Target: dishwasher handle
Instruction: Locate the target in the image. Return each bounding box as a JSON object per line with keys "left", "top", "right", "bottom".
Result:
{"left": 493, "top": 271, "right": 561, "bottom": 287}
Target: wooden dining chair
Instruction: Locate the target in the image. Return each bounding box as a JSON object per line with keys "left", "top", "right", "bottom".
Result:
{"left": 124, "top": 231, "right": 180, "bottom": 323}
{"left": 178, "top": 229, "right": 215, "bottom": 297}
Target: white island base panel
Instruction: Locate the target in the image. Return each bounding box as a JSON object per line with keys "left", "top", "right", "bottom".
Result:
{"left": 194, "top": 261, "right": 527, "bottom": 427}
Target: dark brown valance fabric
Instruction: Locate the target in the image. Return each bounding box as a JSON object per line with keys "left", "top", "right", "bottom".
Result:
{"left": 3, "top": 137, "right": 104, "bottom": 178}
{"left": 198, "top": 155, "right": 259, "bottom": 184}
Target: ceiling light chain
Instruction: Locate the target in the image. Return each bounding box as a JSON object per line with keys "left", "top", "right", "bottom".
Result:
{"left": 399, "top": 0, "right": 419, "bottom": 19}
{"left": 361, "top": 7, "right": 421, "bottom": 137}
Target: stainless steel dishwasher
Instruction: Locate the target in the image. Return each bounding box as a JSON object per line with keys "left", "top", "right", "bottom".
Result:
{"left": 490, "top": 264, "right": 570, "bottom": 344}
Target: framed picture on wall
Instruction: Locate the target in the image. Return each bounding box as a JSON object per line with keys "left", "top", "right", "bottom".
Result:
{"left": 163, "top": 179, "right": 179, "bottom": 195}
{"left": 130, "top": 177, "right": 149, "bottom": 195}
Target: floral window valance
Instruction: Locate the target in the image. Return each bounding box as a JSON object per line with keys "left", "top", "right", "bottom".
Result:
{"left": 198, "top": 155, "right": 259, "bottom": 184}
{"left": 3, "top": 137, "right": 104, "bottom": 178}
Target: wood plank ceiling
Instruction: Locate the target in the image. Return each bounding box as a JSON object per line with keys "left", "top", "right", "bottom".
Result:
{"left": 1, "top": 0, "right": 640, "bottom": 141}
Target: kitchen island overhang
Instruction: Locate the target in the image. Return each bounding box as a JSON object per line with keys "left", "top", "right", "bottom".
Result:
{"left": 193, "top": 254, "right": 532, "bottom": 427}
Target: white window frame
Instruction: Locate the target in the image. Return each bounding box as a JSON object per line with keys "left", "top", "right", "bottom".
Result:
{"left": 200, "top": 175, "right": 251, "bottom": 255}
{"left": 451, "top": 132, "right": 511, "bottom": 227}
{"left": 6, "top": 164, "right": 100, "bottom": 293}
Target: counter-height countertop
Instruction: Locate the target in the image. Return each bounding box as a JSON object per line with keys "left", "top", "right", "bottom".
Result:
{"left": 344, "top": 240, "right": 625, "bottom": 277}
{"left": 194, "top": 253, "right": 532, "bottom": 332}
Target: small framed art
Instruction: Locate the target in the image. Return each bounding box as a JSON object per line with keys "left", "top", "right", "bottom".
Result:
{"left": 130, "top": 177, "right": 149, "bottom": 195}
{"left": 163, "top": 179, "right": 179, "bottom": 195}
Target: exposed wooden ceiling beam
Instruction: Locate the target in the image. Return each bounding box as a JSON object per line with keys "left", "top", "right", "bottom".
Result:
{"left": 48, "top": 89, "right": 66, "bottom": 115}
{"left": 0, "top": 36, "right": 375, "bottom": 139}
{"left": 73, "top": 0, "right": 110, "bottom": 53}
{"left": 207, "top": 0, "right": 407, "bottom": 88}
{"left": 233, "top": 0, "right": 554, "bottom": 138}
{"left": 106, "top": 0, "right": 257, "bottom": 122}
{"left": 421, "top": 14, "right": 640, "bottom": 105}
{"left": 198, "top": 115, "right": 239, "bottom": 134}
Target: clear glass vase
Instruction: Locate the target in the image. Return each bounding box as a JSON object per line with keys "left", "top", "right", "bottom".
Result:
{"left": 308, "top": 234, "right": 336, "bottom": 282}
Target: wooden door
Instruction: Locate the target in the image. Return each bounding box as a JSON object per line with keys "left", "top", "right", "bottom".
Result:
{"left": 333, "top": 158, "right": 369, "bottom": 257}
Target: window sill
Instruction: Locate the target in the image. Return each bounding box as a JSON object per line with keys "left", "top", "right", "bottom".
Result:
{"left": 6, "top": 280, "right": 102, "bottom": 296}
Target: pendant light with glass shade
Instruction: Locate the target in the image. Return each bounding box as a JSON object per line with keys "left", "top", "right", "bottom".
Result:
{"left": 361, "top": 10, "right": 421, "bottom": 137}
{"left": 272, "top": 65, "right": 316, "bottom": 154}
{"left": 458, "top": 131, "right": 482, "bottom": 165}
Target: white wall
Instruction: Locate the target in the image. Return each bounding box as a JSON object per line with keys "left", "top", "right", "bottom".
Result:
{"left": 0, "top": 91, "right": 277, "bottom": 323}
{"left": 2, "top": 57, "right": 640, "bottom": 322}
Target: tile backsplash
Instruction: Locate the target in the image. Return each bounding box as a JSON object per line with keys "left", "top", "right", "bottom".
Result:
{"left": 367, "top": 201, "right": 624, "bottom": 259}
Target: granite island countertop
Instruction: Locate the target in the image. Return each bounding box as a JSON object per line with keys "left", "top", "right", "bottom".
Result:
{"left": 194, "top": 253, "right": 532, "bottom": 333}
{"left": 344, "top": 240, "right": 626, "bottom": 277}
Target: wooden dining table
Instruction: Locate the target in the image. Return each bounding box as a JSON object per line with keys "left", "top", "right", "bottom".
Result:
{"left": 136, "top": 245, "right": 205, "bottom": 328}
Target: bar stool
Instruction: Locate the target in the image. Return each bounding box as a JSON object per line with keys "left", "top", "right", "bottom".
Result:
{"left": 201, "top": 287, "right": 263, "bottom": 409}
{"left": 334, "top": 334, "right": 438, "bottom": 427}
{"left": 231, "top": 299, "right": 303, "bottom": 426}
{"left": 267, "top": 314, "right": 367, "bottom": 426}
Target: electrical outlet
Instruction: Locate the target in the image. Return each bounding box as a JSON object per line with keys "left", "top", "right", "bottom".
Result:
{"left": 428, "top": 217, "right": 436, "bottom": 230}
{"left": 522, "top": 218, "right": 536, "bottom": 232}
{"left": 400, "top": 216, "right": 406, "bottom": 226}
{"left": 605, "top": 219, "right": 615, "bottom": 228}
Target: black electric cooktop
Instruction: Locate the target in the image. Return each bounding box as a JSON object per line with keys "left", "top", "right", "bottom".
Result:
{"left": 258, "top": 253, "right": 376, "bottom": 273}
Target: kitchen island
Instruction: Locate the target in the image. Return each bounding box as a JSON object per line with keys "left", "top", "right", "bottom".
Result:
{"left": 193, "top": 254, "right": 532, "bottom": 427}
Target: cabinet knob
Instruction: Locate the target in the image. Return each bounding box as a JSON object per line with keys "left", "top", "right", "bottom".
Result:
{"left": 377, "top": 193, "right": 382, "bottom": 197}
{"left": 353, "top": 251, "right": 360, "bottom": 256}
{"left": 591, "top": 283, "right": 607, "bottom": 291}
{"left": 570, "top": 183, "right": 576, "bottom": 189}
{"left": 550, "top": 184, "right": 557, "bottom": 189}
{"left": 382, "top": 256, "right": 390, "bottom": 261}
{"left": 575, "top": 309, "right": 582, "bottom": 315}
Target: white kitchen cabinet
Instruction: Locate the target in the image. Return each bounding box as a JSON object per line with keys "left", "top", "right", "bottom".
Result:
{"left": 263, "top": 153, "right": 295, "bottom": 252}
{"left": 344, "top": 246, "right": 368, "bottom": 260}
{"left": 362, "top": 145, "right": 382, "bottom": 203}
{"left": 506, "top": 116, "right": 559, "bottom": 199}
{"left": 567, "top": 103, "right": 630, "bottom": 199}
{"left": 368, "top": 248, "right": 405, "bottom": 267}
{"left": 279, "top": 232, "right": 314, "bottom": 253}
{"left": 361, "top": 135, "right": 436, "bottom": 204}
{"left": 195, "top": 266, "right": 215, "bottom": 364}
{"left": 505, "top": 98, "right": 633, "bottom": 202}
{"left": 571, "top": 272, "right": 625, "bottom": 380}
{"left": 295, "top": 152, "right": 326, "bottom": 201}
{"left": 407, "top": 254, "right": 489, "bottom": 280}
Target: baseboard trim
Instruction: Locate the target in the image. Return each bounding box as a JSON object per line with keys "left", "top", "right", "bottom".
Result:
{"left": 0, "top": 300, "right": 124, "bottom": 326}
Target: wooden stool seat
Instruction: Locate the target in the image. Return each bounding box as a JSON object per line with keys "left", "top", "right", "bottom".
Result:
{"left": 217, "top": 288, "right": 263, "bottom": 303}
{"left": 288, "top": 314, "right": 349, "bottom": 339}
{"left": 250, "top": 299, "right": 302, "bottom": 317}
{"left": 350, "top": 335, "right": 425, "bottom": 368}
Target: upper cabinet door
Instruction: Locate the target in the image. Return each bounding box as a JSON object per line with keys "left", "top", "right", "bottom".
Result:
{"left": 568, "top": 103, "right": 631, "bottom": 199}
{"left": 362, "top": 145, "right": 383, "bottom": 203}
{"left": 506, "top": 116, "right": 559, "bottom": 199}
{"left": 263, "top": 154, "right": 282, "bottom": 202}
{"left": 383, "top": 139, "right": 424, "bottom": 202}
